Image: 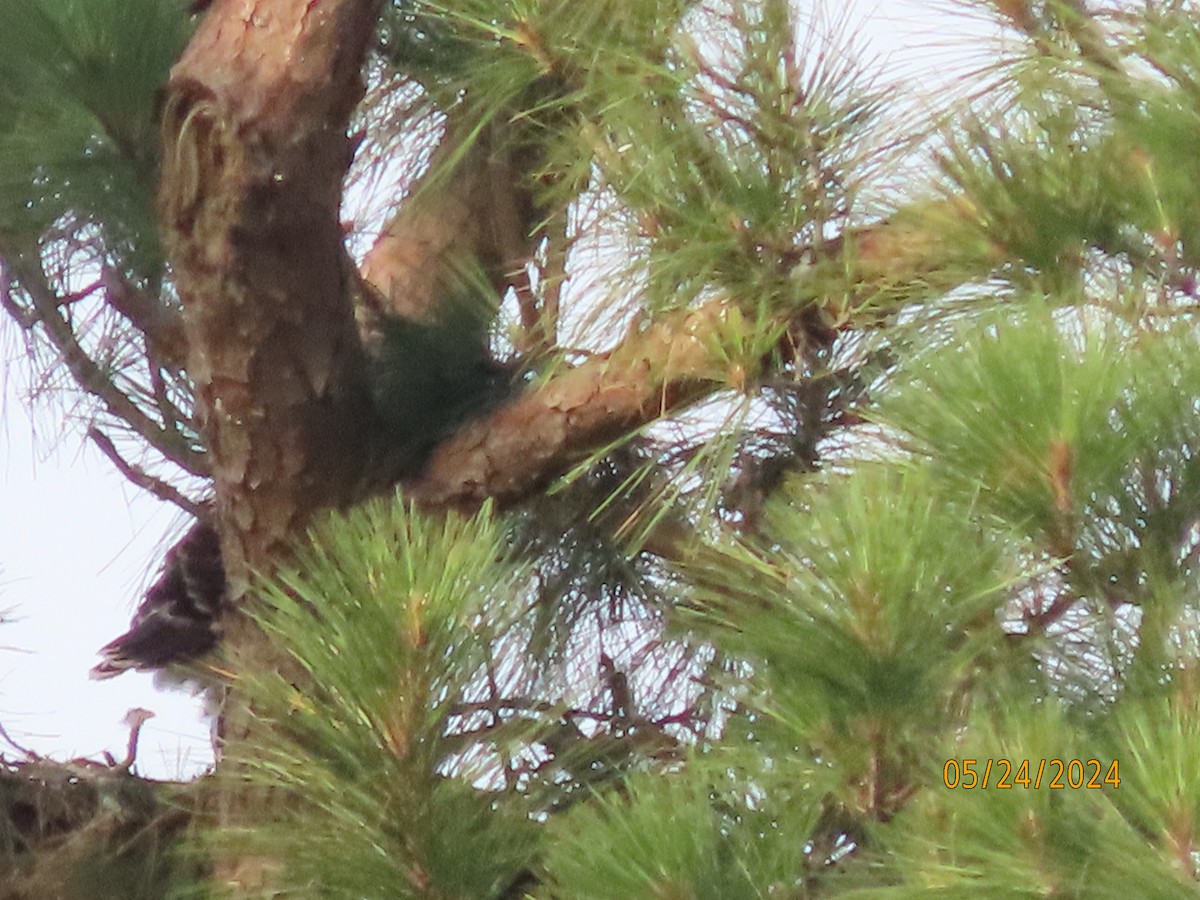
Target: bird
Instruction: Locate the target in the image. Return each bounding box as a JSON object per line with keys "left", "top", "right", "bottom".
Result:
{"left": 90, "top": 518, "right": 226, "bottom": 679}
{"left": 91, "top": 298, "right": 511, "bottom": 678}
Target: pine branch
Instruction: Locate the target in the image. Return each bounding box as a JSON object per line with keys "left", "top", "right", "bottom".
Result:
{"left": 407, "top": 199, "right": 975, "bottom": 511}
{"left": 407, "top": 300, "right": 728, "bottom": 509}
{"left": 359, "top": 122, "right": 548, "bottom": 322}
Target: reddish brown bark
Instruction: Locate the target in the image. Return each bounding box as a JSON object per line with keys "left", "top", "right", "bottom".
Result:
{"left": 159, "top": 0, "right": 383, "bottom": 588}
{"left": 361, "top": 124, "right": 545, "bottom": 323}
{"left": 156, "top": 6, "right": 384, "bottom": 884}
{"left": 408, "top": 302, "right": 732, "bottom": 511}
{"left": 403, "top": 199, "right": 978, "bottom": 512}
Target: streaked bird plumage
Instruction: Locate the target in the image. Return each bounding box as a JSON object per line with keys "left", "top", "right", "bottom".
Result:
{"left": 91, "top": 519, "right": 226, "bottom": 679}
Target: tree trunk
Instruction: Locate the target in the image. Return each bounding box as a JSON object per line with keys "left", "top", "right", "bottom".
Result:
{"left": 157, "top": 0, "right": 383, "bottom": 888}
{"left": 159, "top": 0, "right": 383, "bottom": 586}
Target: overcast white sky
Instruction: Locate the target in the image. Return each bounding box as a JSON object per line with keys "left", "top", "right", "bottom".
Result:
{"left": 0, "top": 1, "right": 993, "bottom": 780}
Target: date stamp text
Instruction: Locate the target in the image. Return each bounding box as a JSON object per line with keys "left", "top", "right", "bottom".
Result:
{"left": 942, "top": 758, "right": 1120, "bottom": 790}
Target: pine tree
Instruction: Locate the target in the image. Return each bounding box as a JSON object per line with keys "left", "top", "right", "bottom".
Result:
{"left": 4, "top": 0, "right": 1200, "bottom": 896}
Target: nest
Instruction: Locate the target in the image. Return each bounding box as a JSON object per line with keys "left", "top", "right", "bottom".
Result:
{"left": 0, "top": 721, "right": 201, "bottom": 900}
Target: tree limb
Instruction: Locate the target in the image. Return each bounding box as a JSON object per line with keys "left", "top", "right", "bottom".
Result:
{"left": 159, "top": 0, "right": 384, "bottom": 579}
{"left": 407, "top": 301, "right": 729, "bottom": 510}
{"left": 360, "top": 120, "right": 548, "bottom": 323}
{"left": 407, "top": 199, "right": 975, "bottom": 512}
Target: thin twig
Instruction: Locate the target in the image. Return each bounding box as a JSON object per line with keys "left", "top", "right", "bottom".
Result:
{"left": 147, "top": 351, "right": 199, "bottom": 451}
{"left": 87, "top": 426, "right": 205, "bottom": 516}
{"left": 102, "top": 266, "right": 188, "bottom": 372}
{"left": 119, "top": 708, "right": 155, "bottom": 773}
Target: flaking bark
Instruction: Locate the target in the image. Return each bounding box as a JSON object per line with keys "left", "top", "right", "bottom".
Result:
{"left": 156, "top": 0, "right": 384, "bottom": 888}
{"left": 158, "top": 0, "right": 383, "bottom": 588}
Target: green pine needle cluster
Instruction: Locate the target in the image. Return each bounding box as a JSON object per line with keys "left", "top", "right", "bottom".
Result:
{"left": 539, "top": 750, "right": 827, "bottom": 900}
{"left": 218, "top": 497, "right": 537, "bottom": 898}
{"left": 0, "top": 0, "right": 189, "bottom": 268}
{"left": 380, "top": 0, "right": 890, "bottom": 317}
